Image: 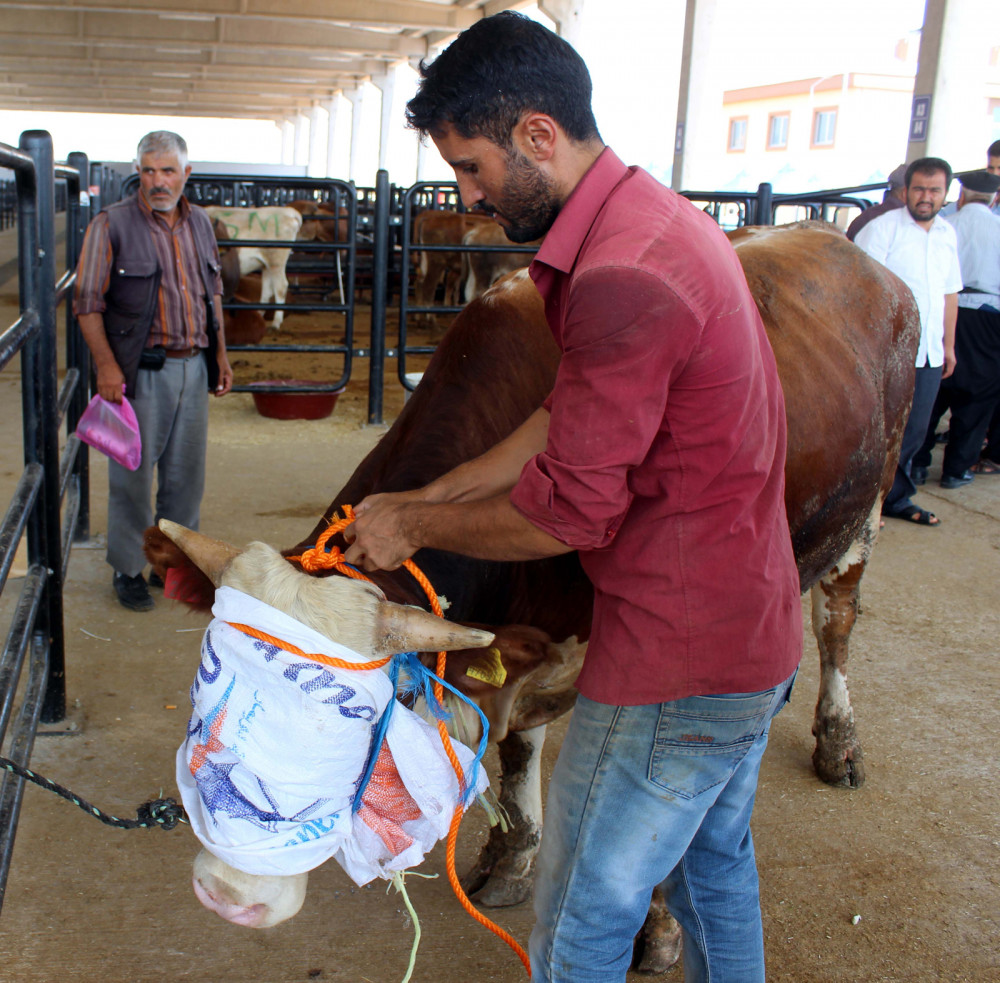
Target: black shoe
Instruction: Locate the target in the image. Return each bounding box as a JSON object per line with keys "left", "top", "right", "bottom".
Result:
{"left": 940, "top": 470, "right": 974, "bottom": 490}
{"left": 935, "top": 430, "right": 949, "bottom": 444}
{"left": 113, "top": 572, "right": 154, "bottom": 611}
{"left": 911, "top": 465, "right": 928, "bottom": 486}
{"left": 148, "top": 570, "right": 165, "bottom": 589}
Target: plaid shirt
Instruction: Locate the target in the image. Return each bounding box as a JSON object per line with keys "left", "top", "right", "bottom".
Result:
{"left": 74, "top": 192, "right": 222, "bottom": 350}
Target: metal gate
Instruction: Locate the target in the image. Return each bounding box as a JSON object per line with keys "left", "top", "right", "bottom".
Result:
{"left": 0, "top": 132, "right": 91, "bottom": 912}
{"left": 120, "top": 171, "right": 360, "bottom": 407}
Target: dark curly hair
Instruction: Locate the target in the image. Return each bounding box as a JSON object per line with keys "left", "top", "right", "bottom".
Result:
{"left": 905, "top": 156, "right": 952, "bottom": 189}
{"left": 405, "top": 11, "right": 601, "bottom": 150}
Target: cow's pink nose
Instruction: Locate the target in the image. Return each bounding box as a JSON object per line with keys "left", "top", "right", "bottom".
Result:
{"left": 192, "top": 874, "right": 269, "bottom": 927}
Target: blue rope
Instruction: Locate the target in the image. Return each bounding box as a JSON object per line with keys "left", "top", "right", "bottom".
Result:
{"left": 353, "top": 652, "right": 491, "bottom": 812}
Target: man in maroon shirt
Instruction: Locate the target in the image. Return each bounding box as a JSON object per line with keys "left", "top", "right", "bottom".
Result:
{"left": 345, "top": 13, "right": 801, "bottom": 982}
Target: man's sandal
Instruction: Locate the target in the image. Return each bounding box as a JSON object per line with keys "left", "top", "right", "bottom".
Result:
{"left": 884, "top": 505, "right": 940, "bottom": 526}
{"left": 970, "top": 459, "right": 1000, "bottom": 476}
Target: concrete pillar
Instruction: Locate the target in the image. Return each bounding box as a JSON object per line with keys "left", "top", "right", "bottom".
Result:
{"left": 293, "top": 113, "right": 310, "bottom": 166}
{"left": 347, "top": 83, "right": 381, "bottom": 186}
{"left": 308, "top": 103, "right": 328, "bottom": 177}
{"left": 280, "top": 119, "right": 296, "bottom": 166}
{"left": 907, "top": 0, "right": 992, "bottom": 170}
{"left": 538, "top": 0, "right": 586, "bottom": 45}
{"left": 671, "top": 0, "right": 720, "bottom": 191}
{"left": 326, "top": 93, "right": 352, "bottom": 179}
{"left": 372, "top": 62, "right": 420, "bottom": 185}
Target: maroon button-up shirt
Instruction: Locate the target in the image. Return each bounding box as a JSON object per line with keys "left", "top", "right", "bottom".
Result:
{"left": 510, "top": 148, "right": 801, "bottom": 705}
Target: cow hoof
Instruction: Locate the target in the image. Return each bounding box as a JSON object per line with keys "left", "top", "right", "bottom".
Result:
{"left": 632, "top": 891, "right": 682, "bottom": 974}
{"left": 632, "top": 933, "right": 682, "bottom": 975}
{"left": 813, "top": 744, "right": 866, "bottom": 788}
{"left": 466, "top": 869, "right": 533, "bottom": 908}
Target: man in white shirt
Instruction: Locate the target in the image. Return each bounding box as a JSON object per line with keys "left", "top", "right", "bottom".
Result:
{"left": 939, "top": 140, "right": 1000, "bottom": 219}
{"left": 855, "top": 157, "right": 963, "bottom": 525}
{"left": 913, "top": 169, "right": 1000, "bottom": 482}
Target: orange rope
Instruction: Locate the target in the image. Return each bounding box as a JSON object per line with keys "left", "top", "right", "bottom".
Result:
{"left": 279, "top": 507, "right": 531, "bottom": 975}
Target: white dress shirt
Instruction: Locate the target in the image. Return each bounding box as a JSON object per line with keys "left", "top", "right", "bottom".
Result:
{"left": 940, "top": 199, "right": 1000, "bottom": 219}
{"left": 855, "top": 207, "right": 963, "bottom": 367}
{"left": 945, "top": 201, "right": 1000, "bottom": 310}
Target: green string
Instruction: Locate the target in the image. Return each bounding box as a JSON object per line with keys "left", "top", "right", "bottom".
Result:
{"left": 389, "top": 870, "right": 436, "bottom": 983}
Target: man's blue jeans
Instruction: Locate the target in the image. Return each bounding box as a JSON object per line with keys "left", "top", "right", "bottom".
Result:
{"left": 529, "top": 670, "right": 796, "bottom": 983}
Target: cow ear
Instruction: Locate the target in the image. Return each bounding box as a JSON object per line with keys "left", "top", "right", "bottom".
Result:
{"left": 373, "top": 601, "right": 494, "bottom": 656}
{"left": 157, "top": 519, "right": 242, "bottom": 588}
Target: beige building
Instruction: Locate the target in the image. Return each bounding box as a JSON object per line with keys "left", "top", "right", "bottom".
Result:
{"left": 718, "top": 73, "right": 915, "bottom": 193}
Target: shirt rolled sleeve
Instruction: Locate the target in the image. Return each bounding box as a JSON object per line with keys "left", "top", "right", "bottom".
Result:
{"left": 73, "top": 213, "right": 112, "bottom": 316}
{"left": 511, "top": 265, "right": 700, "bottom": 550}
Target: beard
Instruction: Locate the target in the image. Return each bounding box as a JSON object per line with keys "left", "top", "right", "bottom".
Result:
{"left": 481, "top": 150, "right": 561, "bottom": 243}
{"left": 144, "top": 187, "right": 180, "bottom": 213}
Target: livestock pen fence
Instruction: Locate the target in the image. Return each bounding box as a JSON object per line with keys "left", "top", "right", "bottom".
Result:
{"left": 0, "top": 132, "right": 92, "bottom": 913}
{"left": 0, "top": 126, "right": 887, "bottom": 913}
{"left": 116, "top": 172, "right": 885, "bottom": 424}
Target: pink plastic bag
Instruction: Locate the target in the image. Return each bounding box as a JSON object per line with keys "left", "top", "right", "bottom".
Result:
{"left": 76, "top": 389, "right": 142, "bottom": 471}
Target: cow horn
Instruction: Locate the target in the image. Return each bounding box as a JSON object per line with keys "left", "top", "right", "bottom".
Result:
{"left": 374, "top": 601, "right": 494, "bottom": 656}
{"left": 158, "top": 519, "right": 242, "bottom": 587}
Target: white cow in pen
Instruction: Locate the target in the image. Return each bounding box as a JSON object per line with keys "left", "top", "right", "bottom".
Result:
{"left": 204, "top": 206, "right": 303, "bottom": 329}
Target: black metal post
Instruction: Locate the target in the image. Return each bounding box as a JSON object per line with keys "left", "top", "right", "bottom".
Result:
{"left": 18, "top": 131, "right": 66, "bottom": 723}
{"left": 367, "top": 168, "right": 390, "bottom": 425}
{"left": 755, "top": 182, "right": 774, "bottom": 226}
{"left": 66, "top": 152, "right": 91, "bottom": 541}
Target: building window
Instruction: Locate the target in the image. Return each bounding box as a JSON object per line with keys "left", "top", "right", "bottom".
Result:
{"left": 812, "top": 108, "right": 837, "bottom": 147}
{"left": 767, "top": 113, "right": 789, "bottom": 149}
{"left": 728, "top": 117, "right": 747, "bottom": 152}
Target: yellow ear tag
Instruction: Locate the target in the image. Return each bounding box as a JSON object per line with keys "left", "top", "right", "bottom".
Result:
{"left": 465, "top": 647, "right": 507, "bottom": 688}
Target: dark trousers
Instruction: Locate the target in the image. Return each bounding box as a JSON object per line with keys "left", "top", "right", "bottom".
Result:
{"left": 883, "top": 364, "right": 942, "bottom": 516}
{"left": 985, "top": 404, "right": 1000, "bottom": 465}
{"left": 914, "top": 306, "right": 1000, "bottom": 477}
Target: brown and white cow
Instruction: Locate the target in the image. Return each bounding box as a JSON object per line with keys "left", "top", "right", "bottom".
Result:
{"left": 287, "top": 198, "right": 351, "bottom": 243}
{"left": 210, "top": 218, "right": 268, "bottom": 347}
{"left": 461, "top": 221, "right": 541, "bottom": 301}
{"left": 147, "top": 221, "right": 919, "bottom": 972}
{"left": 204, "top": 206, "right": 303, "bottom": 330}
{"left": 411, "top": 209, "right": 494, "bottom": 330}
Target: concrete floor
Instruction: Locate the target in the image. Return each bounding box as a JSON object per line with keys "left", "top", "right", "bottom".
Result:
{"left": 1, "top": 223, "right": 1000, "bottom": 982}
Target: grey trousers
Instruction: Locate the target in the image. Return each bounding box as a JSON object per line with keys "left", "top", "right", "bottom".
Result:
{"left": 107, "top": 354, "right": 208, "bottom": 577}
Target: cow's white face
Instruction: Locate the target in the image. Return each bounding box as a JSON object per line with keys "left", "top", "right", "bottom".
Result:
{"left": 192, "top": 850, "right": 307, "bottom": 928}
{"left": 158, "top": 520, "right": 495, "bottom": 928}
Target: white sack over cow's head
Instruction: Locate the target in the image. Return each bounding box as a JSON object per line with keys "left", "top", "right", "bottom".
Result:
{"left": 158, "top": 519, "right": 494, "bottom": 929}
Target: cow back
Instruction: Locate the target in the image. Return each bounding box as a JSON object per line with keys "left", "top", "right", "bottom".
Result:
{"left": 729, "top": 222, "right": 920, "bottom": 589}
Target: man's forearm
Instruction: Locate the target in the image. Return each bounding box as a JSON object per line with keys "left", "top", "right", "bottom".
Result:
{"left": 77, "top": 311, "right": 117, "bottom": 370}
{"left": 78, "top": 311, "right": 126, "bottom": 401}
{"left": 943, "top": 293, "right": 958, "bottom": 350}
{"left": 346, "top": 492, "right": 570, "bottom": 572}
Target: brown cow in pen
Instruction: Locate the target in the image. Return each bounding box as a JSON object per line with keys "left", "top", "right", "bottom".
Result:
{"left": 146, "top": 221, "right": 919, "bottom": 973}
{"left": 411, "top": 209, "right": 494, "bottom": 330}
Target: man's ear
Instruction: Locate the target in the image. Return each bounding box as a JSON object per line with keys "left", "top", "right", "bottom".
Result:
{"left": 516, "top": 113, "right": 559, "bottom": 162}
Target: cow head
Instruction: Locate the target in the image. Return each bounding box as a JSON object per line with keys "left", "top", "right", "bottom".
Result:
{"left": 157, "top": 519, "right": 494, "bottom": 927}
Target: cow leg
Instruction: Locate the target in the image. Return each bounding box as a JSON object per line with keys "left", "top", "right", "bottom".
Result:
{"left": 632, "top": 886, "right": 683, "bottom": 975}
{"left": 810, "top": 503, "right": 879, "bottom": 788}
{"left": 463, "top": 724, "right": 545, "bottom": 908}
{"left": 259, "top": 268, "right": 278, "bottom": 331}
{"left": 413, "top": 253, "right": 442, "bottom": 330}
{"left": 267, "top": 252, "right": 291, "bottom": 330}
